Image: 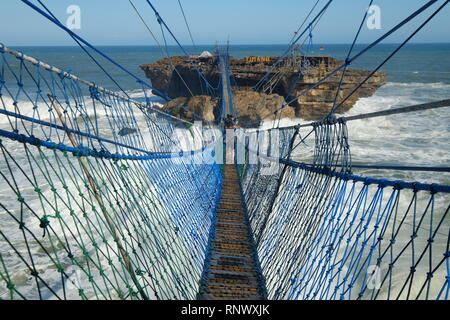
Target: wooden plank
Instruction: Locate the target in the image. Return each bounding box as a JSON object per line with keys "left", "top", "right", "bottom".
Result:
{"left": 199, "top": 165, "right": 266, "bottom": 300}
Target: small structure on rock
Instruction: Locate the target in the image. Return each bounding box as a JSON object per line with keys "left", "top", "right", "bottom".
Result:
{"left": 199, "top": 51, "right": 214, "bottom": 58}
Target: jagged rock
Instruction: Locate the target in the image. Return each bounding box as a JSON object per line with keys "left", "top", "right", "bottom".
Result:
{"left": 288, "top": 67, "right": 387, "bottom": 119}
{"left": 163, "top": 91, "right": 294, "bottom": 127}
{"left": 165, "top": 95, "right": 217, "bottom": 122}
{"left": 142, "top": 56, "right": 218, "bottom": 99}
{"left": 141, "top": 55, "right": 387, "bottom": 125}
{"left": 232, "top": 91, "right": 295, "bottom": 128}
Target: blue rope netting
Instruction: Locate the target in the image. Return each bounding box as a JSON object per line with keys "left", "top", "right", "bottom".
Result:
{"left": 237, "top": 121, "right": 450, "bottom": 300}
{"left": 0, "top": 45, "right": 222, "bottom": 300}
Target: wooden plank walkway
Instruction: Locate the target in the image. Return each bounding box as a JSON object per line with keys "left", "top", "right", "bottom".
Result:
{"left": 199, "top": 165, "right": 266, "bottom": 300}
{"left": 219, "top": 55, "right": 234, "bottom": 117}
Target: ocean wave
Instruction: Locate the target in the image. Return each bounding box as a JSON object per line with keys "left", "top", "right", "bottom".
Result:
{"left": 383, "top": 81, "right": 450, "bottom": 89}
{"left": 345, "top": 81, "right": 450, "bottom": 182}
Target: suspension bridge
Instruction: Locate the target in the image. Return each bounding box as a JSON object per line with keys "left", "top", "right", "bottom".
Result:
{"left": 0, "top": 0, "right": 450, "bottom": 301}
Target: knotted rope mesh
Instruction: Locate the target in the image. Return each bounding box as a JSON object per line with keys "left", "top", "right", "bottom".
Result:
{"left": 238, "top": 121, "right": 450, "bottom": 300}
{"left": 0, "top": 46, "right": 222, "bottom": 300}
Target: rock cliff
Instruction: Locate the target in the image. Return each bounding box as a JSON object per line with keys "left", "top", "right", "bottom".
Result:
{"left": 140, "top": 55, "right": 387, "bottom": 126}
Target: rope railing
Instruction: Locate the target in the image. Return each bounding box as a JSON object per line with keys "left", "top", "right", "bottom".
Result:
{"left": 0, "top": 45, "right": 222, "bottom": 300}
{"left": 276, "top": 98, "right": 450, "bottom": 130}
{"left": 20, "top": 0, "right": 210, "bottom": 122}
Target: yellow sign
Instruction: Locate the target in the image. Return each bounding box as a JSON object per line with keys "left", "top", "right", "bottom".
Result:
{"left": 245, "top": 56, "right": 272, "bottom": 63}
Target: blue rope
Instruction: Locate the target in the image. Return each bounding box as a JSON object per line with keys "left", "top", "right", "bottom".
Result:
{"left": 280, "top": 160, "right": 450, "bottom": 193}
{"left": 145, "top": 0, "right": 214, "bottom": 94}
{"left": 0, "top": 128, "right": 209, "bottom": 161}
{"left": 20, "top": 0, "right": 160, "bottom": 95}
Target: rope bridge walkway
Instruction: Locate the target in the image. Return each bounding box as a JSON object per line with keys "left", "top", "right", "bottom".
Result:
{"left": 199, "top": 165, "right": 266, "bottom": 300}
{"left": 218, "top": 54, "right": 236, "bottom": 119}
{"left": 200, "top": 53, "right": 265, "bottom": 300}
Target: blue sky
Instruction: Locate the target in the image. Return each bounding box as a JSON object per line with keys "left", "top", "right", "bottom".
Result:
{"left": 1, "top": 0, "right": 449, "bottom": 46}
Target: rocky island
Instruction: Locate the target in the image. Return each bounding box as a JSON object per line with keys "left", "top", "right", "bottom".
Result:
{"left": 140, "top": 54, "right": 387, "bottom": 127}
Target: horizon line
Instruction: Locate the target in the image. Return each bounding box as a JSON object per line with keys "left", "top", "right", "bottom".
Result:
{"left": 7, "top": 42, "right": 450, "bottom": 48}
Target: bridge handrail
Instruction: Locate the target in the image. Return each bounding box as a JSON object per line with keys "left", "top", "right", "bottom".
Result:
{"left": 234, "top": 128, "right": 450, "bottom": 193}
